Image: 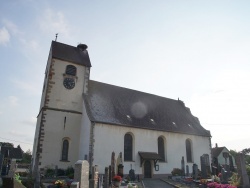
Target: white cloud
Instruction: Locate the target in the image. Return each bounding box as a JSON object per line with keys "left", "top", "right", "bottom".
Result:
{"left": 2, "top": 19, "right": 21, "bottom": 36}
{"left": 19, "top": 38, "right": 39, "bottom": 51}
{"left": 21, "top": 117, "right": 37, "bottom": 126}
{"left": 189, "top": 69, "right": 250, "bottom": 150}
{"left": 0, "top": 27, "right": 10, "bottom": 45}
{"left": 12, "top": 79, "right": 41, "bottom": 96}
{"left": 0, "top": 111, "right": 2, "bottom": 115}
{"left": 8, "top": 130, "right": 27, "bottom": 137}
{"left": 39, "top": 9, "right": 70, "bottom": 37}
{"left": 8, "top": 96, "right": 19, "bottom": 106}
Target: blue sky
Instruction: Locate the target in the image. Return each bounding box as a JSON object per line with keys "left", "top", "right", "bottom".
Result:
{"left": 0, "top": 0, "right": 250, "bottom": 152}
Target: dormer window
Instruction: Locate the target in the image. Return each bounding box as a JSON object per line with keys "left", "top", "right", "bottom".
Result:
{"left": 66, "top": 65, "right": 76, "bottom": 76}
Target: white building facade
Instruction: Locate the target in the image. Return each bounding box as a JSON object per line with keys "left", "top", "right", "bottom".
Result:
{"left": 32, "top": 41, "right": 212, "bottom": 178}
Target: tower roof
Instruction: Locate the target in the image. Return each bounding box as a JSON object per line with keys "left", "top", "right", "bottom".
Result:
{"left": 51, "top": 41, "right": 92, "bottom": 67}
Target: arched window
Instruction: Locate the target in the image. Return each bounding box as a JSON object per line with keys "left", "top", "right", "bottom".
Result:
{"left": 158, "top": 137, "right": 165, "bottom": 161}
{"left": 61, "top": 139, "right": 69, "bottom": 161}
{"left": 124, "top": 133, "right": 133, "bottom": 161}
{"left": 65, "top": 65, "right": 76, "bottom": 76}
{"left": 186, "top": 139, "right": 192, "bottom": 162}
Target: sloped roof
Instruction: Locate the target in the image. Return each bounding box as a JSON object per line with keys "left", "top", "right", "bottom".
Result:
{"left": 211, "top": 147, "right": 228, "bottom": 158}
{"left": 51, "top": 41, "right": 92, "bottom": 67}
{"left": 138, "top": 152, "right": 162, "bottom": 160}
{"left": 0, "top": 146, "right": 23, "bottom": 160}
{"left": 84, "top": 80, "right": 211, "bottom": 137}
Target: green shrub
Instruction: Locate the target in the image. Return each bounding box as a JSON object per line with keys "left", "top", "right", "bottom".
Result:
{"left": 45, "top": 168, "right": 55, "bottom": 177}
{"left": 171, "top": 168, "right": 183, "bottom": 176}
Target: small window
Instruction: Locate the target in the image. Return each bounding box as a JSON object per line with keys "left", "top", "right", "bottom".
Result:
{"left": 158, "top": 137, "right": 165, "bottom": 161}
{"left": 61, "top": 139, "right": 69, "bottom": 161}
{"left": 186, "top": 139, "right": 193, "bottom": 162}
{"left": 65, "top": 65, "right": 76, "bottom": 76}
{"left": 124, "top": 133, "right": 133, "bottom": 161}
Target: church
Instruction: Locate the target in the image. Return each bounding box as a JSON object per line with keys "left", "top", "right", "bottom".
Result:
{"left": 32, "top": 41, "right": 212, "bottom": 178}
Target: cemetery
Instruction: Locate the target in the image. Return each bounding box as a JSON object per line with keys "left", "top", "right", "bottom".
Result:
{"left": 35, "top": 150, "right": 248, "bottom": 188}
{"left": 0, "top": 148, "right": 250, "bottom": 188}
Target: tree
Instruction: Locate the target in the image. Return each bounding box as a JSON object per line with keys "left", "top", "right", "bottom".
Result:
{"left": 245, "top": 155, "right": 250, "bottom": 165}
{"left": 241, "top": 148, "right": 250, "bottom": 155}
{"left": 20, "top": 149, "right": 32, "bottom": 164}
{"left": 229, "top": 150, "right": 237, "bottom": 158}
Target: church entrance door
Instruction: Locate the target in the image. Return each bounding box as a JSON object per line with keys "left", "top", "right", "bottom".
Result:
{"left": 144, "top": 160, "right": 152, "bottom": 178}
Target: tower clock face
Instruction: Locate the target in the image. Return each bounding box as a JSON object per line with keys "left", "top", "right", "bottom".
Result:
{"left": 63, "top": 78, "right": 75, "bottom": 89}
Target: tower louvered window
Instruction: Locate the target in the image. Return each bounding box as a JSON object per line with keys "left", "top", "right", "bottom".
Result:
{"left": 66, "top": 65, "right": 76, "bottom": 76}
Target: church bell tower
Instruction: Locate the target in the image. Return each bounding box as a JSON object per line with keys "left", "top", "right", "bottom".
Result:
{"left": 32, "top": 41, "right": 91, "bottom": 174}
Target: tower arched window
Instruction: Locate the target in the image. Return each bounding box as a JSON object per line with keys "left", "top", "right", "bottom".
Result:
{"left": 158, "top": 137, "right": 165, "bottom": 161}
{"left": 61, "top": 139, "right": 69, "bottom": 161}
{"left": 65, "top": 65, "right": 76, "bottom": 76}
{"left": 186, "top": 139, "right": 193, "bottom": 162}
{"left": 124, "top": 133, "right": 133, "bottom": 161}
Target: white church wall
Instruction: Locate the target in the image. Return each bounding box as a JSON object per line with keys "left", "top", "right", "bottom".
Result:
{"left": 31, "top": 114, "right": 42, "bottom": 170}
{"left": 92, "top": 123, "right": 211, "bottom": 176}
{"left": 40, "top": 111, "right": 81, "bottom": 169}
{"left": 39, "top": 48, "right": 52, "bottom": 111}
{"left": 79, "top": 99, "right": 92, "bottom": 161}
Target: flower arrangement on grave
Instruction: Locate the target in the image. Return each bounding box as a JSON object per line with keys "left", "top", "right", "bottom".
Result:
{"left": 54, "top": 180, "right": 67, "bottom": 187}
{"left": 200, "top": 179, "right": 208, "bottom": 184}
{"left": 228, "top": 173, "right": 241, "bottom": 187}
{"left": 113, "top": 175, "right": 122, "bottom": 182}
{"left": 207, "top": 182, "right": 237, "bottom": 188}
{"left": 113, "top": 175, "right": 122, "bottom": 187}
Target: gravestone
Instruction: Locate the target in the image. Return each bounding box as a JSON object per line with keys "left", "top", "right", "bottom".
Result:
{"left": 108, "top": 165, "right": 112, "bottom": 185}
{"left": 111, "top": 152, "right": 116, "bottom": 178}
{"left": 200, "top": 155, "right": 207, "bottom": 178}
{"left": 103, "top": 167, "right": 109, "bottom": 188}
{"left": 55, "top": 165, "right": 58, "bottom": 177}
{"left": 220, "top": 166, "right": 228, "bottom": 183}
{"left": 74, "top": 160, "right": 89, "bottom": 188}
{"left": 129, "top": 169, "right": 135, "bottom": 181}
{"left": 0, "top": 154, "right": 3, "bottom": 175}
{"left": 98, "top": 175, "right": 103, "bottom": 188}
{"left": 89, "top": 165, "right": 98, "bottom": 188}
{"left": 181, "top": 156, "right": 185, "bottom": 176}
{"left": 211, "top": 157, "right": 219, "bottom": 175}
{"left": 192, "top": 164, "right": 198, "bottom": 180}
{"left": 7, "top": 159, "right": 16, "bottom": 178}
{"left": 229, "top": 155, "right": 235, "bottom": 172}
{"left": 235, "top": 153, "right": 250, "bottom": 188}
{"left": 186, "top": 165, "right": 189, "bottom": 176}
{"left": 71, "top": 182, "right": 79, "bottom": 188}
{"left": 116, "top": 152, "right": 124, "bottom": 177}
